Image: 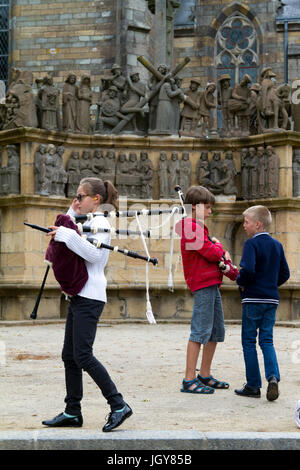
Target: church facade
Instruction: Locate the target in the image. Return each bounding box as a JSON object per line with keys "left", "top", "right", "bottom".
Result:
{"left": 0, "top": 1, "right": 300, "bottom": 321}
{"left": 6, "top": 0, "right": 300, "bottom": 93}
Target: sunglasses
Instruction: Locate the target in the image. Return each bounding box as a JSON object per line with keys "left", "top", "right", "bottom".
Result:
{"left": 76, "top": 194, "right": 89, "bottom": 202}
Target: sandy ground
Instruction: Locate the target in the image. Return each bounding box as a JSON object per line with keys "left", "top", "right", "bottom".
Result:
{"left": 0, "top": 322, "right": 300, "bottom": 433}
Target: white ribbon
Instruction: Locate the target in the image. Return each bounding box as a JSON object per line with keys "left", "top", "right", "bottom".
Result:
{"left": 135, "top": 213, "right": 156, "bottom": 324}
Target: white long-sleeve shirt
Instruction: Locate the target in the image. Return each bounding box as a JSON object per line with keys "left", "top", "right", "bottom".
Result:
{"left": 54, "top": 207, "right": 111, "bottom": 302}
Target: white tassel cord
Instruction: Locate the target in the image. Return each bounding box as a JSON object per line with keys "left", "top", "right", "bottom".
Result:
{"left": 135, "top": 213, "right": 156, "bottom": 324}
{"left": 143, "top": 207, "right": 180, "bottom": 293}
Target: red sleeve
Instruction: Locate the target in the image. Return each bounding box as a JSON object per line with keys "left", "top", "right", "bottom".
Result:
{"left": 221, "top": 259, "right": 239, "bottom": 281}
{"left": 180, "top": 219, "right": 224, "bottom": 262}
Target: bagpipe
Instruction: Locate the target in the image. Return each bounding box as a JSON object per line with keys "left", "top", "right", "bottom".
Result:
{"left": 25, "top": 186, "right": 238, "bottom": 322}
{"left": 24, "top": 203, "right": 185, "bottom": 322}
{"left": 174, "top": 185, "right": 239, "bottom": 281}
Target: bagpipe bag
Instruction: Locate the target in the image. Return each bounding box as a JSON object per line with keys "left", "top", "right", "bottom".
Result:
{"left": 45, "top": 214, "right": 88, "bottom": 296}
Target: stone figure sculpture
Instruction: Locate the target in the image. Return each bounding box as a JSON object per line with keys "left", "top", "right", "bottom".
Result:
{"left": 255, "top": 68, "right": 290, "bottom": 132}
{"left": 195, "top": 149, "right": 237, "bottom": 196}
{"left": 241, "top": 147, "right": 250, "bottom": 199}
{"left": 94, "top": 86, "right": 124, "bottom": 134}
{"left": 3, "top": 70, "right": 38, "bottom": 129}
{"left": 196, "top": 151, "right": 210, "bottom": 187}
{"left": 139, "top": 151, "right": 154, "bottom": 199}
{"left": 239, "top": 145, "right": 279, "bottom": 199}
{"left": 37, "top": 143, "right": 57, "bottom": 196}
{"left": 115, "top": 152, "right": 143, "bottom": 198}
{"left": 62, "top": 73, "right": 77, "bottom": 133}
{"left": 154, "top": 77, "right": 184, "bottom": 135}
{"left": 66, "top": 151, "right": 81, "bottom": 197}
{"left": 103, "top": 150, "right": 116, "bottom": 183}
{"left": 80, "top": 150, "right": 93, "bottom": 177}
{"left": 116, "top": 153, "right": 128, "bottom": 195}
{"left": 168, "top": 152, "right": 181, "bottom": 193}
{"left": 218, "top": 74, "right": 232, "bottom": 137}
{"left": 2, "top": 93, "right": 20, "bottom": 129}
{"left": 257, "top": 146, "right": 267, "bottom": 198}
{"left": 120, "top": 72, "right": 146, "bottom": 134}
{"left": 228, "top": 74, "right": 252, "bottom": 136}
{"left": 199, "top": 82, "right": 216, "bottom": 137}
{"left": 53, "top": 146, "right": 68, "bottom": 196}
{"left": 39, "top": 75, "right": 60, "bottom": 131}
{"left": 91, "top": 149, "right": 105, "bottom": 175}
{"left": 158, "top": 151, "right": 169, "bottom": 198}
{"left": 293, "top": 148, "right": 300, "bottom": 197}
{"left": 248, "top": 146, "right": 258, "bottom": 199}
{"left": 265, "top": 145, "right": 279, "bottom": 197}
{"left": 148, "top": 64, "right": 169, "bottom": 133}
{"left": 180, "top": 79, "right": 201, "bottom": 136}
{"left": 35, "top": 78, "right": 43, "bottom": 128}
{"left": 0, "top": 144, "right": 20, "bottom": 195}
{"left": 76, "top": 75, "right": 92, "bottom": 134}
{"left": 173, "top": 77, "right": 183, "bottom": 132}
{"left": 126, "top": 153, "right": 138, "bottom": 197}
{"left": 208, "top": 151, "right": 223, "bottom": 190}
{"left": 109, "top": 64, "right": 127, "bottom": 98}
{"left": 219, "top": 160, "right": 238, "bottom": 195}
{"left": 249, "top": 83, "right": 261, "bottom": 135}
{"left": 34, "top": 143, "right": 47, "bottom": 194}
{"left": 180, "top": 151, "right": 191, "bottom": 194}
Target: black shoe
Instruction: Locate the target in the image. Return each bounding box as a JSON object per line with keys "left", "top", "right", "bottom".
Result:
{"left": 266, "top": 376, "right": 279, "bottom": 401}
{"left": 234, "top": 384, "right": 261, "bottom": 398}
{"left": 42, "top": 412, "right": 83, "bottom": 427}
{"left": 102, "top": 404, "right": 132, "bottom": 432}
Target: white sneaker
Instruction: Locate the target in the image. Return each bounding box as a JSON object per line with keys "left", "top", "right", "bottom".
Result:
{"left": 294, "top": 400, "right": 300, "bottom": 428}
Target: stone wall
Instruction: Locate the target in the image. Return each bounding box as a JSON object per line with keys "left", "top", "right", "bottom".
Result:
{"left": 10, "top": 0, "right": 117, "bottom": 89}
{"left": 0, "top": 128, "right": 300, "bottom": 322}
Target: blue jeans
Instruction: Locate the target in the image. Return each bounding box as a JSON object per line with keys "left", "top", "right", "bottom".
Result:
{"left": 241, "top": 303, "right": 280, "bottom": 389}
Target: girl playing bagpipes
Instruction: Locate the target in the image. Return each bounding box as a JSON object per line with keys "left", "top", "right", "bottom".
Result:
{"left": 175, "top": 185, "right": 239, "bottom": 395}
{"left": 42, "top": 177, "right": 132, "bottom": 432}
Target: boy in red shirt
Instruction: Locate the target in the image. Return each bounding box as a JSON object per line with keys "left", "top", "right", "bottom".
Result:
{"left": 176, "top": 185, "right": 238, "bottom": 394}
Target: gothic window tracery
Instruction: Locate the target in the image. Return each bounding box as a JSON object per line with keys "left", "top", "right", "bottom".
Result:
{"left": 215, "top": 15, "right": 258, "bottom": 85}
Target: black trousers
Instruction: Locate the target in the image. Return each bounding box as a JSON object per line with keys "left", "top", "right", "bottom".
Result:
{"left": 62, "top": 295, "right": 125, "bottom": 415}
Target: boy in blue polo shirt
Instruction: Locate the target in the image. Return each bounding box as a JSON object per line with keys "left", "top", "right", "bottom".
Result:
{"left": 235, "top": 205, "right": 290, "bottom": 401}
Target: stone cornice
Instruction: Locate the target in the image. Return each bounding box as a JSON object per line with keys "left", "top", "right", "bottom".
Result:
{"left": 0, "top": 128, "right": 299, "bottom": 150}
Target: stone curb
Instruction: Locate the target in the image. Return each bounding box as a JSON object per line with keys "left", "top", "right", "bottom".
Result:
{"left": 0, "top": 430, "right": 300, "bottom": 450}
{"left": 1, "top": 319, "right": 300, "bottom": 327}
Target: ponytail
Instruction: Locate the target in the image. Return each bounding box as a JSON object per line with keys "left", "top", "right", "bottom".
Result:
{"left": 80, "top": 177, "right": 118, "bottom": 210}
{"left": 103, "top": 180, "right": 118, "bottom": 210}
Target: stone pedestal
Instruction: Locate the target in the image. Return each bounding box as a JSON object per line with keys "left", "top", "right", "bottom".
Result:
{"left": 0, "top": 128, "right": 300, "bottom": 321}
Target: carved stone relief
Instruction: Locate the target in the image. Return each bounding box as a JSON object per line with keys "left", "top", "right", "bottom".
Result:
{"left": 239, "top": 145, "right": 279, "bottom": 199}
{"left": 293, "top": 148, "right": 300, "bottom": 197}
{"left": 158, "top": 151, "right": 191, "bottom": 198}
{"left": 0, "top": 144, "right": 20, "bottom": 195}
{"left": 195, "top": 150, "right": 237, "bottom": 196}
{"left": 0, "top": 65, "right": 297, "bottom": 138}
